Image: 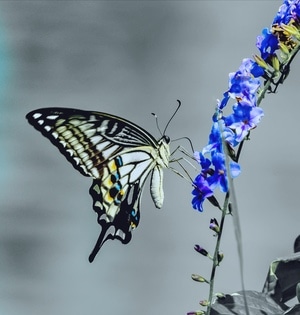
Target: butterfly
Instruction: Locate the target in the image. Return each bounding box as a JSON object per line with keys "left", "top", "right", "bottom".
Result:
{"left": 26, "top": 106, "right": 177, "bottom": 262}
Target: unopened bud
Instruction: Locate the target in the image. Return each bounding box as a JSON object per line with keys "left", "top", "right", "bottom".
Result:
{"left": 271, "top": 55, "right": 280, "bottom": 72}
{"left": 199, "top": 300, "right": 209, "bottom": 307}
{"left": 191, "top": 274, "right": 209, "bottom": 284}
{"left": 209, "top": 218, "right": 220, "bottom": 234}
{"left": 217, "top": 252, "right": 224, "bottom": 265}
{"left": 253, "top": 54, "right": 269, "bottom": 70}
{"left": 281, "top": 23, "right": 300, "bottom": 37}
{"left": 194, "top": 245, "right": 208, "bottom": 256}
{"left": 279, "top": 42, "right": 290, "bottom": 57}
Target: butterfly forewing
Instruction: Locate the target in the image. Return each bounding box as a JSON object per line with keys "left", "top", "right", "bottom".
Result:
{"left": 26, "top": 107, "right": 170, "bottom": 262}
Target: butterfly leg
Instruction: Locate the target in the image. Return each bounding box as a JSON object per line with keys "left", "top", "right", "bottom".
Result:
{"left": 169, "top": 144, "right": 199, "bottom": 185}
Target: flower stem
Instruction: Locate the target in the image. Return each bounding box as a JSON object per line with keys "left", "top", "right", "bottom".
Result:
{"left": 206, "top": 193, "right": 230, "bottom": 315}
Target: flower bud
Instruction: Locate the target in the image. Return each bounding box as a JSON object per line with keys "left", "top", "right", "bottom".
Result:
{"left": 281, "top": 23, "right": 300, "bottom": 38}
{"left": 209, "top": 218, "right": 220, "bottom": 234}
{"left": 187, "top": 311, "right": 205, "bottom": 315}
{"left": 271, "top": 55, "right": 280, "bottom": 72}
{"left": 194, "top": 245, "right": 208, "bottom": 256}
{"left": 279, "top": 42, "right": 290, "bottom": 56}
{"left": 199, "top": 300, "right": 209, "bottom": 307}
{"left": 217, "top": 252, "right": 224, "bottom": 265}
{"left": 253, "top": 54, "right": 269, "bottom": 70}
{"left": 191, "top": 274, "right": 209, "bottom": 284}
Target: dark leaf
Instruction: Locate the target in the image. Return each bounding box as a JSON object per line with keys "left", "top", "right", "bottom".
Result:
{"left": 211, "top": 290, "right": 285, "bottom": 315}
{"left": 294, "top": 235, "right": 300, "bottom": 253}
{"left": 283, "top": 304, "right": 300, "bottom": 315}
{"left": 262, "top": 253, "right": 300, "bottom": 303}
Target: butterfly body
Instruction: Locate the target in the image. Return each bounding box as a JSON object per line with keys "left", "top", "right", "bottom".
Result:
{"left": 26, "top": 107, "right": 170, "bottom": 262}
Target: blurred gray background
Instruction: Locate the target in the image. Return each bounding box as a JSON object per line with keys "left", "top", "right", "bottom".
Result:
{"left": 1, "top": 1, "right": 298, "bottom": 314}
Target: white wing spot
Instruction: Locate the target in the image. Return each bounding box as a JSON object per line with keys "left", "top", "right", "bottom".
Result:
{"left": 66, "top": 149, "right": 74, "bottom": 156}
{"left": 91, "top": 168, "right": 100, "bottom": 178}
{"left": 89, "top": 115, "right": 98, "bottom": 122}
{"left": 116, "top": 229, "right": 125, "bottom": 240}
{"left": 60, "top": 140, "right": 67, "bottom": 147}
{"left": 79, "top": 164, "right": 88, "bottom": 173}
{"left": 74, "top": 157, "right": 81, "bottom": 165}
{"left": 109, "top": 122, "right": 118, "bottom": 134}
{"left": 97, "top": 120, "right": 109, "bottom": 133}
{"left": 33, "top": 113, "right": 42, "bottom": 119}
{"left": 93, "top": 184, "right": 100, "bottom": 194}
{"left": 94, "top": 201, "right": 102, "bottom": 210}
{"left": 47, "top": 115, "right": 59, "bottom": 120}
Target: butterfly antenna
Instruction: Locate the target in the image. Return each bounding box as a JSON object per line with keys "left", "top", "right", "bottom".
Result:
{"left": 151, "top": 112, "right": 163, "bottom": 136}
{"left": 163, "top": 99, "right": 181, "bottom": 136}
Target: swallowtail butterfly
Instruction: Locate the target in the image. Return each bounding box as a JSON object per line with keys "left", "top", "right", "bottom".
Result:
{"left": 26, "top": 107, "right": 173, "bottom": 262}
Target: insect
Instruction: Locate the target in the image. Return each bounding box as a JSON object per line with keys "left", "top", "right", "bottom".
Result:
{"left": 26, "top": 103, "right": 180, "bottom": 262}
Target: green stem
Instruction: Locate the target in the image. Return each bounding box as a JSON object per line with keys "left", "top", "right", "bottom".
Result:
{"left": 206, "top": 193, "right": 230, "bottom": 315}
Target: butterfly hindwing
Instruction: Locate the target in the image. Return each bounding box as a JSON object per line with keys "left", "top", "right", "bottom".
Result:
{"left": 88, "top": 179, "right": 142, "bottom": 262}
{"left": 26, "top": 107, "right": 170, "bottom": 261}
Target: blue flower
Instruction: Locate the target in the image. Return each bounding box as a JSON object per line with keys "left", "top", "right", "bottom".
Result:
{"left": 256, "top": 28, "right": 279, "bottom": 61}
{"left": 194, "top": 151, "right": 211, "bottom": 171}
{"left": 218, "top": 93, "right": 230, "bottom": 110}
{"left": 224, "top": 102, "right": 264, "bottom": 142}
{"left": 202, "top": 121, "right": 238, "bottom": 156}
{"left": 192, "top": 142, "right": 241, "bottom": 212}
{"left": 207, "top": 152, "right": 228, "bottom": 193}
{"left": 191, "top": 2, "right": 280, "bottom": 212}
{"left": 227, "top": 59, "right": 261, "bottom": 105}
{"left": 239, "top": 58, "right": 265, "bottom": 78}
{"left": 273, "top": 0, "right": 300, "bottom": 25}
{"left": 207, "top": 152, "right": 241, "bottom": 193}
{"left": 192, "top": 175, "right": 214, "bottom": 212}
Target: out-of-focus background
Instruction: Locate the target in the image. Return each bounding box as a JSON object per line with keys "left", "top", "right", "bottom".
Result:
{"left": 1, "top": 1, "right": 299, "bottom": 314}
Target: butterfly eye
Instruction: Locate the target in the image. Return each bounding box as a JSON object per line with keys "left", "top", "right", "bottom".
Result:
{"left": 163, "top": 135, "right": 170, "bottom": 143}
